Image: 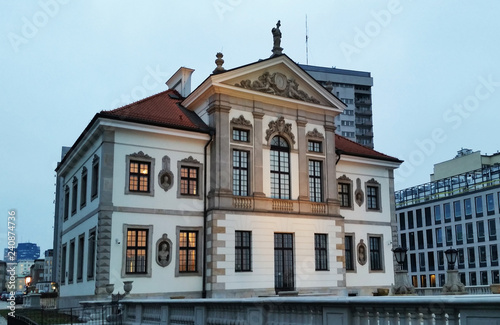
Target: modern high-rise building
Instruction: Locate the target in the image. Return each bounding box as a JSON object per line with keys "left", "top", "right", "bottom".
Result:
{"left": 395, "top": 149, "right": 500, "bottom": 289}
{"left": 16, "top": 243, "right": 40, "bottom": 261}
{"left": 300, "top": 64, "right": 374, "bottom": 148}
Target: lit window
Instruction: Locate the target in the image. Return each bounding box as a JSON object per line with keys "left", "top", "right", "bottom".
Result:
{"left": 179, "top": 231, "right": 198, "bottom": 273}
{"left": 129, "top": 161, "right": 150, "bottom": 192}
{"left": 126, "top": 229, "right": 148, "bottom": 274}
{"left": 180, "top": 166, "right": 198, "bottom": 195}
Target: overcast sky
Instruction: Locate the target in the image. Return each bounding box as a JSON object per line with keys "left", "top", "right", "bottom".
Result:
{"left": 1, "top": 1, "right": 499, "bottom": 256}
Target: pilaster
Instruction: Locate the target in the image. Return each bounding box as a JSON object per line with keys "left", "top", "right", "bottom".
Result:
{"left": 296, "top": 118, "right": 308, "bottom": 200}
{"left": 252, "top": 106, "right": 266, "bottom": 197}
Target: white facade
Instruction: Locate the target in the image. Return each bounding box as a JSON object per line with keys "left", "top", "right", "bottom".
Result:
{"left": 54, "top": 54, "right": 401, "bottom": 307}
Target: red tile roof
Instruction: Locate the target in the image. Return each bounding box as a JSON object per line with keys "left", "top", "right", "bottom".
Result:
{"left": 335, "top": 134, "right": 402, "bottom": 163}
{"left": 99, "top": 89, "right": 209, "bottom": 132}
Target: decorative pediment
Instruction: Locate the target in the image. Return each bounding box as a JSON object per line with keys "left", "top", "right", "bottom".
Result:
{"left": 265, "top": 116, "right": 296, "bottom": 145}
{"left": 338, "top": 174, "right": 352, "bottom": 182}
{"left": 306, "top": 128, "right": 324, "bottom": 140}
{"left": 231, "top": 115, "right": 252, "bottom": 127}
{"left": 235, "top": 71, "right": 320, "bottom": 104}
{"left": 366, "top": 178, "right": 380, "bottom": 185}
{"left": 181, "top": 156, "right": 201, "bottom": 164}
{"left": 129, "top": 151, "right": 152, "bottom": 159}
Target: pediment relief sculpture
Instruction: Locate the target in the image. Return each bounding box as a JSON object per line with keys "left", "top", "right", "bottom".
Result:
{"left": 306, "top": 128, "right": 324, "bottom": 140}
{"left": 231, "top": 115, "right": 252, "bottom": 127}
{"left": 235, "top": 71, "right": 320, "bottom": 104}
{"left": 265, "top": 116, "right": 296, "bottom": 145}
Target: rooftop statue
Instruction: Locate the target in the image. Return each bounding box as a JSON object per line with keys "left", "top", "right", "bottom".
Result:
{"left": 271, "top": 20, "right": 283, "bottom": 56}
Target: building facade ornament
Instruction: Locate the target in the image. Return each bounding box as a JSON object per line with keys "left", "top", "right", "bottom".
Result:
{"left": 158, "top": 155, "right": 174, "bottom": 192}
{"left": 235, "top": 71, "right": 320, "bottom": 104}
{"left": 213, "top": 52, "right": 225, "bottom": 74}
{"left": 357, "top": 239, "right": 367, "bottom": 266}
{"left": 129, "top": 151, "right": 152, "bottom": 159}
{"left": 306, "top": 128, "right": 324, "bottom": 140}
{"left": 271, "top": 20, "right": 283, "bottom": 56}
{"left": 355, "top": 178, "right": 364, "bottom": 207}
{"left": 181, "top": 156, "right": 201, "bottom": 164}
{"left": 231, "top": 115, "right": 252, "bottom": 127}
{"left": 156, "top": 233, "right": 172, "bottom": 267}
{"left": 265, "top": 116, "right": 296, "bottom": 145}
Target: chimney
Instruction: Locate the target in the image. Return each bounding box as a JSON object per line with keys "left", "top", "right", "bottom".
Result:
{"left": 166, "top": 67, "right": 195, "bottom": 97}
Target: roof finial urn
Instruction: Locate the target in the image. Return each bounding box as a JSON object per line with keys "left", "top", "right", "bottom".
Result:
{"left": 271, "top": 20, "right": 283, "bottom": 57}
{"left": 213, "top": 52, "right": 225, "bottom": 74}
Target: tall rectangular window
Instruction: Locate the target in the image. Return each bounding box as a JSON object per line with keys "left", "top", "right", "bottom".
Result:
{"left": 87, "top": 229, "right": 96, "bottom": 280}
{"left": 126, "top": 229, "right": 148, "bottom": 274}
{"left": 434, "top": 205, "right": 441, "bottom": 224}
{"left": 426, "top": 229, "right": 433, "bottom": 248}
{"left": 235, "top": 231, "right": 251, "bottom": 272}
{"left": 345, "top": 235, "right": 354, "bottom": 271}
{"left": 408, "top": 211, "right": 414, "bottom": 229}
{"left": 419, "top": 252, "right": 426, "bottom": 272}
{"left": 475, "top": 196, "right": 483, "bottom": 217}
{"left": 77, "top": 234, "right": 84, "bottom": 281}
{"left": 367, "top": 186, "right": 379, "bottom": 210}
{"left": 338, "top": 183, "right": 351, "bottom": 208}
{"left": 410, "top": 253, "right": 417, "bottom": 272}
{"left": 487, "top": 193, "right": 495, "bottom": 215}
{"left": 458, "top": 248, "right": 465, "bottom": 269}
{"left": 64, "top": 186, "right": 69, "bottom": 221}
{"left": 270, "top": 136, "right": 290, "bottom": 200}
{"left": 61, "top": 244, "right": 67, "bottom": 285}
{"left": 71, "top": 178, "right": 78, "bottom": 215}
{"left": 438, "top": 250, "right": 444, "bottom": 270}
{"left": 464, "top": 198, "right": 472, "bottom": 219}
{"left": 465, "top": 222, "right": 474, "bottom": 244}
{"left": 180, "top": 166, "right": 199, "bottom": 195}
{"left": 480, "top": 271, "right": 488, "bottom": 285}
{"left": 417, "top": 231, "right": 424, "bottom": 249}
{"left": 179, "top": 231, "right": 198, "bottom": 273}
{"left": 416, "top": 209, "right": 423, "bottom": 228}
{"left": 68, "top": 240, "right": 75, "bottom": 283}
{"left": 409, "top": 232, "right": 415, "bottom": 250}
{"left": 80, "top": 168, "right": 87, "bottom": 208}
{"left": 453, "top": 201, "right": 461, "bottom": 221}
{"left": 369, "top": 236, "right": 383, "bottom": 271}
{"left": 425, "top": 207, "right": 432, "bottom": 226}
{"left": 455, "top": 224, "right": 463, "bottom": 245}
{"left": 488, "top": 218, "right": 497, "bottom": 240}
{"left": 477, "top": 220, "right": 485, "bottom": 242}
{"left": 436, "top": 228, "right": 443, "bottom": 247}
{"left": 129, "top": 161, "right": 150, "bottom": 192}
{"left": 428, "top": 252, "right": 435, "bottom": 271}
{"left": 309, "top": 160, "right": 322, "bottom": 202}
{"left": 314, "top": 234, "right": 328, "bottom": 271}
{"left": 479, "top": 245, "right": 487, "bottom": 267}
{"left": 491, "top": 244, "right": 499, "bottom": 267}
{"left": 232, "top": 150, "right": 249, "bottom": 196}
{"left": 91, "top": 159, "right": 99, "bottom": 199}
{"left": 445, "top": 226, "right": 452, "bottom": 246}
{"left": 399, "top": 212, "right": 406, "bottom": 230}
{"left": 468, "top": 247, "right": 476, "bottom": 268}
{"left": 444, "top": 203, "right": 451, "bottom": 222}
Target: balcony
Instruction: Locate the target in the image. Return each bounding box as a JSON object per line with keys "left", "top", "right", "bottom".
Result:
{"left": 229, "top": 196, "right": 333, "bottom": 216}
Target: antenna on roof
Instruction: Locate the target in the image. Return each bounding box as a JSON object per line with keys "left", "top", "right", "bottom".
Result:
{"left": 305, "top": 15, "right": 309, "bottom": 65}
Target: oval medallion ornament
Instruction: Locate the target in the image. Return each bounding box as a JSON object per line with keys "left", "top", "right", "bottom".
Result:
{"left": 273, "top": 72, "right": 288, "bottom": 91}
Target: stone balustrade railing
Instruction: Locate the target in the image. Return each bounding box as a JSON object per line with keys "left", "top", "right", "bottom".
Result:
{"left": 81, "top": 294, "right": 500, "bottom": 325}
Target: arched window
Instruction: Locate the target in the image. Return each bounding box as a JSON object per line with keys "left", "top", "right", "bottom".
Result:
{"left": 270, "top": 136, "right": 290, "bottom": 199}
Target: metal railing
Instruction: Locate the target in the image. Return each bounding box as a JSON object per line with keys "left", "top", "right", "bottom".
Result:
{"left": 7, "top": 304, "right": 121, "bottom": 325}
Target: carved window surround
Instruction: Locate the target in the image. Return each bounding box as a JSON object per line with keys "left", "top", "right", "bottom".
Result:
{"left": 265, "top": 116, "right": 296, "bottom": 147}
{"left": 125, "top": 151, "right": 155, "bottom": 197}
{"left": 231, "top": 115, "right": 253, "bottom": 146}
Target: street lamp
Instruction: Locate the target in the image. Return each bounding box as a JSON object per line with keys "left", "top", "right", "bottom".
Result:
{"left": 445, "top": 247, "right": 458, "bottom": 270}
{"left": 442, "top": 247, "right": 466, "bottom": 295}
{"left": 391, "top": 246, "right": 415, "bottom": 295}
